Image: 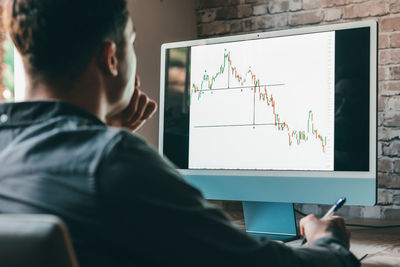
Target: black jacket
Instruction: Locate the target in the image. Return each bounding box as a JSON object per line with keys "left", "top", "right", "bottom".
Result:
{"left": 0, "top": 101, "right": 359, "bottom": 267}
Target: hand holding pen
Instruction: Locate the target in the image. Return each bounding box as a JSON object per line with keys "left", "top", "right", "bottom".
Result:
{"left": 300, "top": 197, "right": 347, "bottom": 247}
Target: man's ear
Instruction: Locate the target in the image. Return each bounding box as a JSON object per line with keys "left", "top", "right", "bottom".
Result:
{"left": 100, "top": 41, "right": 118, "bottom": 77}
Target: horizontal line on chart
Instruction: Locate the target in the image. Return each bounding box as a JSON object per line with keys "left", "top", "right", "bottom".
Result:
{"left": 194, "top": 123, "right": 283, "bottom": 128}
{"left": 196, "top": 83, "right": 285, "bottom": 92}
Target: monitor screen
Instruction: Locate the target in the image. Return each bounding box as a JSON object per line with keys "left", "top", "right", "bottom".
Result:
{"left": 159, "top": 21, "right": 376, "bottom": 206}
{"left": 161, "top": 25, "right": 370, "bottom": 172}
{"left": 189, "top": 31, "right": 336, "bottom": 171}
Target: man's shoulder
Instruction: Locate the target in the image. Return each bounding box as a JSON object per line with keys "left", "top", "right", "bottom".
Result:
{"left": 95, "top": 128, "right": 200, "bottom": 208}
{"left": 98, "top": 128, "right": 175, "bottom": 175}
{"left": 95, "top": 127, "right": 187, "bottom": 191}
{"left": 58, "top": 125, "right": 159, "bottom": 176}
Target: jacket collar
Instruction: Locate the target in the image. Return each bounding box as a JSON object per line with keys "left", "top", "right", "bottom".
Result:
{"left": 0, "top": 100, "right": 105, "bottom": 127}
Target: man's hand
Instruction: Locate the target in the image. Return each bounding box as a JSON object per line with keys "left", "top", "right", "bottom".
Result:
{"left": 300, "top": 214, "right": 351, "bottom": 248}
{"left": 106, "top": 76, "right": 157, "bottom": 132}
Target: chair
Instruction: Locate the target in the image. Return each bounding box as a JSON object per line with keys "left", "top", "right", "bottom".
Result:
{"left": 0, "top": 214, "right": 79, "bottom": 267}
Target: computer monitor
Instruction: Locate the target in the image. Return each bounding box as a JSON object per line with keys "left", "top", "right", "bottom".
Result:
{"left": 159, "top": 21, "right": 377, "bottom": 240}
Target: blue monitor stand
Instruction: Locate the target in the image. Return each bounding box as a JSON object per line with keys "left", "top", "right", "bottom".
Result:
{"left": 242, "top": 201, "right": 298, "bottom": 241}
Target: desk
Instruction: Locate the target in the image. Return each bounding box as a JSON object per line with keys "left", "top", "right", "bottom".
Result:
{"left": 233, "top": 218, "right": 400, "bottom": 266}
{"left": 348, "top": 224, "right": 400, "bottom": 266}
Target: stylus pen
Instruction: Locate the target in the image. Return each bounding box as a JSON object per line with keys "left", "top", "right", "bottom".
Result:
{"left": 301, "top": 197, "right": 346, "bottom": 246}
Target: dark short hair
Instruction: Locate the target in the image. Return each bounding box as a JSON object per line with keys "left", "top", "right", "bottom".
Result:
{"left": 6, "top": 0, "right": 129, "bottom": 76}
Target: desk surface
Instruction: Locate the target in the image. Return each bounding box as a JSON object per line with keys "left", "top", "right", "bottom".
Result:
{"left": 349, "top": 225, "right": 400, "bottom": 266}
{"left": 233, "top": 218, "right": 400, "bottom": 267}
{"left": 286, "top": 225, "right": 400, "bottom": 266}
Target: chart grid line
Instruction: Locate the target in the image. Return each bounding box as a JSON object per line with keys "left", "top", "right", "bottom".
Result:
{"left": 194, "top": 123, "right": 281, "bottom": 128}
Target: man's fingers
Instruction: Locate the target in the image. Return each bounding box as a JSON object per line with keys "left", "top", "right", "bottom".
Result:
{"left": 300, "top": 226, "right": 305, "bottom": 237}
{"left": 135, "top": 75, "right": 141, "bottom": 88}
{"left": 301, "top": 214, "right": 317, "bottom": 225}
{"left": 142, "top": 100, "right": 157, "bottom": 120}
{"left": 299, "top": 218, "right": 306, "bottom": 236}
{"left": 105, "top": 74, "right": 157, "bottom": 132}
{"left": 130, "top": 93, "right": 148, "bottom": 123}
{"left": 122, "top": 75, "right": 141, "bottom": 119}
{"left": 299, "top": 214, "right": 317, "bottom": 237}
{"left": 333, "top": 216, "right": 345, "bottom": 225}
{"left": 129, "top": 120, "right": 144, "bottom": 132}
{"left": 123, "top": 86, "right": 139, "bottom": 118}
{"left": 300, "top": 214, "right": 350, "bottom": 248}
{"left": 330, "top": 216, "right": 346, "bottom": 230}
{"left": 128, "top": 100, "right": 157, "bottom": 131}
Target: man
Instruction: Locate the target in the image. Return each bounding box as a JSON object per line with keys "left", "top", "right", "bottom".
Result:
{"left": 0, "top": 0, "right": 359, "bottom": 266}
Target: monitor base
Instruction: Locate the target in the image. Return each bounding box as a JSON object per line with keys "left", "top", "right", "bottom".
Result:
{"left": 243, "top": 201, "right": 298, "bottom": 242}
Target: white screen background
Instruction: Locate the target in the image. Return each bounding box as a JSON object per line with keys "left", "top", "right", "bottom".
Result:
{"left": 189, "top": 32, "right": 335, "bottom": 171}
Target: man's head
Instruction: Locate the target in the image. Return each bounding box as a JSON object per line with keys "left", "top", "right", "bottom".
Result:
{"left": 4, "top": 0, "right": 137, "bottom": 116}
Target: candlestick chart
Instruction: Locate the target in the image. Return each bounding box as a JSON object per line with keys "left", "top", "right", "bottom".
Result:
{"left": 191, "top": 52, "right": 327, "bottom": 153}
{"left": 188, "top": 33, "right": 334, "bottom": 170}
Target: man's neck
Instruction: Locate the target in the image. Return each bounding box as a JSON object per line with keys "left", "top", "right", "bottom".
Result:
{"left": 24, "top": 71, "right": 108, "bottom": 122}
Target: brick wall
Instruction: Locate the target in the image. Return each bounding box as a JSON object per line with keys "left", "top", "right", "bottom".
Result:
{"left": 196, "top": 0, "right": 400, "bottom": 220}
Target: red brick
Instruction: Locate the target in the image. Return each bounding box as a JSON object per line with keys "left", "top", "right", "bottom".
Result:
{"left": 378, "top": 112, "right": 384, "bottom": 126}
{"left": 378, "top": 157, "right": 393, "bottom": 172}
{"left": 241, "top": 18, "right": 255, "bottom": 32}
{"left": 378, "top": 127, "right": 400, "bottom": 141}
{"left": 377, "top": 188, "right": 393, "bottom": 205}
{"left": 380, "top": 81, "right": 400, "bottom": 96}
{"left": 379, "top": 49, "right": 400, "bottom": 65}
{"left": 325, "top": 8, "right": 342, "bottom": 21}
{"left": 197, "top": 9, "right": 217, "bottom": 23}
{"left": 390, "top": 0, "right": 400, "bottom": 14}
{"left": 216, "top": 7, "right": 237, "bottom": 20}
{"left": 343, "top": 1, "right": 387, "bottom": 19}
{"left": 379, "top": 66, "right": 390, "bottom": 81}
{"left": 383, "top": 110, "right": 400, "bottom": 126}
{"left": 324, "top": 0, "right": 348, "bottom": 7}
{"left": 381, "top": 16, "right": 400, "bottom": 32}
{"left": 391, "top": 33, "right": 400, "bottom": 48}
{"left": 392, "top": 193, "right": 400, "bottom": 205}
{"left": 303, "top": 0, "right": 323, "bottom": 10}
{"left": 303, "top": 0, "right": 348, "bottom": 9}
{"left": 383, "top": 140, "right": 400, "bottom": 156}
{"left": 196, "top": 0, "right": 228, "bottom": 9}
{"left": 216, "top": 5, "right": 252, "bottom": 20}
{"left": 245, "top": 0, "right": 265, "bottom": 3}
{"left": 379, "top": 65, "right": 400, "bottom": 81}
{"left": 252, "top": 4, "right": 268, "bottom": 16}
{"left": 379, "top": 34, "right": 390, "bottom": 49}
{"left": 378, "top": 95, "right": 387, "bottom": 111}
{"left": 394, "top": 160, "right": 400, "bottom": 173}
{"left": 230, "top": 20, "right": 243, "bottom": 33}
{"left": 268, "top": 0, "right": 289, "bottom": 14}
{"left": 289, "top": 0, "right": 302, "bottom": 11}
{"left": 237, "top": 5, "right": 253, "bottom": 17}
{"left": 386, "top": 95, "right": 400, "bottom": 110}
{"left": 271, "top": 13, "right": 288, "bottom": 28}
{"left": 251, "top": 15, "right": 274, "bottom": 30}
{"left": 378, "top": 142, "right": 383, "bottom": 156}
{"left": 289, "top": 10, "right": 323, "bottom": 25}
{"left": 390, "top": 65, "right": 400, "bottom": 80}
{"left": 197, "top": 21, "right": 230, "bottom": 36}
{"left": 378, "top": 172, "right": 400, "bottom": 188}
